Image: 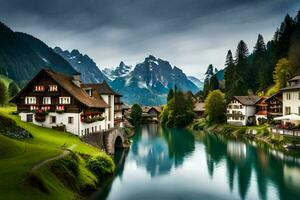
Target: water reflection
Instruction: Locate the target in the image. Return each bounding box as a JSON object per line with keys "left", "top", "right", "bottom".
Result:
{"left": 130, "top": 125, "right": 195, "bottom": 176}
{"left": 93, "top": 125, "right": 300, "bottom": 200}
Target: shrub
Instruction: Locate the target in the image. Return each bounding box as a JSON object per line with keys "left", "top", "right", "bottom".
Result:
{"left": 86, "top": 154, "right": 115, "bottom": 178}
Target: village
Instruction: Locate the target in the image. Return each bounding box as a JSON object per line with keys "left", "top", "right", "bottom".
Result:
{"left": 9, "top": 68, "right": 300, "bottom": 143}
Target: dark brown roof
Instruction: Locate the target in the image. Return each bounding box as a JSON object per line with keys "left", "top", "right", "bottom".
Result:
{"left": 11, "top": 69, "right": 109, "bottom": 108}
{"left": 233, "top": 96, "right": 261, "bottom": 106}
{"left": 265, "top": 92, "right": 282, "bottom": 102}
{"left": 81, "top": 81, "right": 121, "bottom": 96}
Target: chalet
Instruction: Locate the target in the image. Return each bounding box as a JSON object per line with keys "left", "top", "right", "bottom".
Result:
{"left": 255, "top": 97, "right": 268, "bottom": 124}
{"left": 226, "top": 96, "right": 261, "bottom": 126}
{"left": 141, "top": 106, "right": 163, "bottom": 123}
{"left": 10, "top": 69, "right": 118, "bottom": 136}
{"left": 81, "top": 81, "right": 124, "bottom": 127}
{"left": 194, "top": 101, "right": 205, "bottom": 118}
{"left": 264, "top": 92, "right": 283, "bottom": 117}
{"left": 280, "top": 76, "right": 300, "bottom": 116}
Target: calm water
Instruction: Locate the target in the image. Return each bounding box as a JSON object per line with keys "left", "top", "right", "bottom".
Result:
{"left": 93, "top": 124, "right": 300, "bottom": 200}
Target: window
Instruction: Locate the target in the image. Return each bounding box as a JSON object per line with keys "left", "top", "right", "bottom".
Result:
{"left": 49, "top": 85, "right": 58, "bottom": 92}
{"left": 81, "top": 130, "right": 83, "bottom": 136}
{"left": 43, "top": 97, "right": 51, "bottom": 104}
{"left": 34, "top": 85, "right": 45, "bottom": 92}
{"left": 299, "top": 107, "right": 300, "bottom": 115}
{"left": 299, "top": 92, "right": 300, "bottom": 100}
{"left": 68, "top": 117, "right": 74, "bottom": 124}
{"left": 25, "top": 97, "right": 36, "bottom": 104}
{"left": 50, "top": 116, "right": 56, "bottom": 124}
{"left": 285, "top": 107, "right": 291, "bottom": 115}
{"left": 286, "top": 93, "right": 291, "bottom": 100}
{"left": 108, "top": 95, "right": 112, "bottom": 121}
{"left": 59, "top": 97, "right": 71, "bottom": 104}
{"left": 92, "top": 127, "right": 94, "bottom": 132}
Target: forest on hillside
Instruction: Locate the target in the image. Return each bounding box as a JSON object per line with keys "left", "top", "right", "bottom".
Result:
{"left": 203, "top": 10, "right": 300, "bottom": 100}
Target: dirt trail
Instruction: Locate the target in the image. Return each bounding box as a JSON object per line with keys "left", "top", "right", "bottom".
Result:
{"left": 30, "top": 144, "right": 77, "bottom": 173}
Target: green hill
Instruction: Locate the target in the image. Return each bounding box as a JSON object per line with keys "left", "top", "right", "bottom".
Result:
{"left": 0, "top": 74, "right": 13, "bottom": 88}
{"left": 0, "top": 106, "right": 113, "bottom": 200}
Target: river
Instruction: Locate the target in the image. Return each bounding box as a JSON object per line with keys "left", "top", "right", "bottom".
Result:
{"left": 92, "top": 124, "right": 300, "bottom": 200}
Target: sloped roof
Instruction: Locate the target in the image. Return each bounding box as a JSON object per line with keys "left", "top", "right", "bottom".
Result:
{"left": 265, "top": 92, "right": 282, "bottom": 102}
{"left": 280, "top": 84, "right": 300, "bottom": 91}
{"left": 233, "top": 96, "right": 261, "bottom": 106}
{"left": 194, "top": 102, "right": 205, "bottom": 112}
{"left": 81, "top": 81, "right": 121, "bottom": 96}
{"left": 11, "top": 69, "right": 109, "bottom": 108}
{"left": 289, "top": 76, "right": 300, "bottom": 82}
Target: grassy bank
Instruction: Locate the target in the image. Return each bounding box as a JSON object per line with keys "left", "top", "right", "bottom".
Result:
{"left": 0, "top": 106, "right": 114, "bottom": 200}
{"left": 193, "top": 119, "right": 300, "bottom": 152}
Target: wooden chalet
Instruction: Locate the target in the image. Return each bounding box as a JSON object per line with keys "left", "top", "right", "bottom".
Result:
{"left": 10, "top": 69, "right": 114, "bottom": 136}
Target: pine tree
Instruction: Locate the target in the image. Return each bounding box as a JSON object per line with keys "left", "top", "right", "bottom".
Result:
{"left": 0, "top": 80, "right": 7, "bottom": 106}
{"left": 253, "top": 34, "right": 270, "bottom": 90}
{"left": 234, "top": 41, "right": 249, "bottom": 95}
{"left": 167, "top": 89, "right": 174, "bottom": 101}
{"left": 8, "top": 81, "right": 20, "bottom": 98}
{"left": 224, "top": 50, "right": 235, "bottom": 100}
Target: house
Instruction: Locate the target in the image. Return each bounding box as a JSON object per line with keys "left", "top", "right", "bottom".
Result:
{"left": 141, "top": 106, "right": 163, "bottom": 123}
{"left": 226, "top": 96, "right": 261, "bottom": 126}
{"left": 81, "top": 81, "right": 123, "bottom": 127}
{"left": 194, "top": 101, "right": 205, "bottom": 118}
{"left": 255, "top": 97, "right": 268, "bottom": 124}
{"left": 10, "top": 69, "right": 117, "bottom": 136}
{"left": 264, "top": 92, "right": 283, "bottom": 117}
{"left": 280, "top": 76, "right": 300, "bottom": 116}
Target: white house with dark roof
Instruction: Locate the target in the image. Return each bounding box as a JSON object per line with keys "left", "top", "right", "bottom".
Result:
{"left": 10, "top": 69, "right": 119, "bottom": 136}
{"left": 280, "top": 76, "right": 300, "bottom": 116}
{"left": 226, "top": 95, "right": 261, "bottom": 126}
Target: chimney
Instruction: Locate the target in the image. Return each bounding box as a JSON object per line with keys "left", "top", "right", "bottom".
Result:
{"left": 72, "top": 73, "right": 81, "bottom": 87}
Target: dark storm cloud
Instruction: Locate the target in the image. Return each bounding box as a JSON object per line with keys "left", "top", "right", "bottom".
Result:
{"left": 0, "top": 0, "right": 299, "bottom": 78}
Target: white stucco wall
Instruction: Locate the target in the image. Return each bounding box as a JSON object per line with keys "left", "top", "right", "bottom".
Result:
{"left": 101, "top": 94, "right": 115, "bottom": 129}
{"left": 20, "top": 112, "right": 81, "bottom": 135}
{"left": 282, "top": 91, "right": 300, "bottom": 115}
{"left": 19, "top": 111, "right": 110, "bottom": 136}
{"left": 227, "top": 100, "right": 257, "bottom": 126}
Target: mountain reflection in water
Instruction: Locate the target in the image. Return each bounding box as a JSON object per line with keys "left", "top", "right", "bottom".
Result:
{"left": 92, "top": 124, "right": 300, "bottom": 200}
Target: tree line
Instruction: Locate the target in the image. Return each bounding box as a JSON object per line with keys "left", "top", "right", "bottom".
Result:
{"left": 203, "top": 10, "right": 300, "bottom": 101}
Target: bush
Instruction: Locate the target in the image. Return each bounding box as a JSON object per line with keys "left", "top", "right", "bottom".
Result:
{"left": 86, "top": 154, "right": 115, "bottom": 178}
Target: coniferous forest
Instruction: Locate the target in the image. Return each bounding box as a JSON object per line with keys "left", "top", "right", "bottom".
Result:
{"left": 203, "top": 10, "right": 300, "bottom": 101}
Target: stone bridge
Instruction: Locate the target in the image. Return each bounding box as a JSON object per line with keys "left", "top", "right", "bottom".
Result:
{"left": 82, "top": 127, "right": 130, "bottom": 155}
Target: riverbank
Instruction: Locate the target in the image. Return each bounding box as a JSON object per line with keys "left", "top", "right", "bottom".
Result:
{"left": 0, "top": 106, "right": 115, "bottom": 200}
{"left": 193, "top": 119, "right": 300, "bottom": 154}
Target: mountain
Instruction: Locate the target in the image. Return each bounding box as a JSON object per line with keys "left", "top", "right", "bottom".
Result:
{"left": 53, "top": 47, "right": 107, "bottom": 83}
{"left": 0, "top": 22, "right": 77, "bottom": 86}
{"left": 188, "top": 76, "right": 204, "bottom": 90}
{"left": 111, "top": 55, "right": 199, "bottom": 105}
{"left": 103, "top": 61, "right": 133, "bottom": 80}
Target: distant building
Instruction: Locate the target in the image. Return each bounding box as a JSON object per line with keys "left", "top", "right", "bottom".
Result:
{"left": 226, "top": 96, "right": 261, "bottom": 126}
{"left": 141, "top": 106, "right": 163, "bottom": 123}
{"left": 194, "top": 101, "right": 205, "bottom": 118}
{"left": 11, "top": 69, "right": 120, "bottom": 135}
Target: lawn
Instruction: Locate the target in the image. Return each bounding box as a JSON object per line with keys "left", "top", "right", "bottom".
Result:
{"left": 0, "top": 106, "right": 105, "bottom": 200}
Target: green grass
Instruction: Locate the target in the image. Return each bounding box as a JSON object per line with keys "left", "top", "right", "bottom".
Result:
{"left": 0, "top": 106, "right": 108, "bottom": 200}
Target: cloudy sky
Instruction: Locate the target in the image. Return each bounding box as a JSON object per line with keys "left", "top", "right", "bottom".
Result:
{"left": 0, "top": 0, "right": 299, "bottom": 79}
